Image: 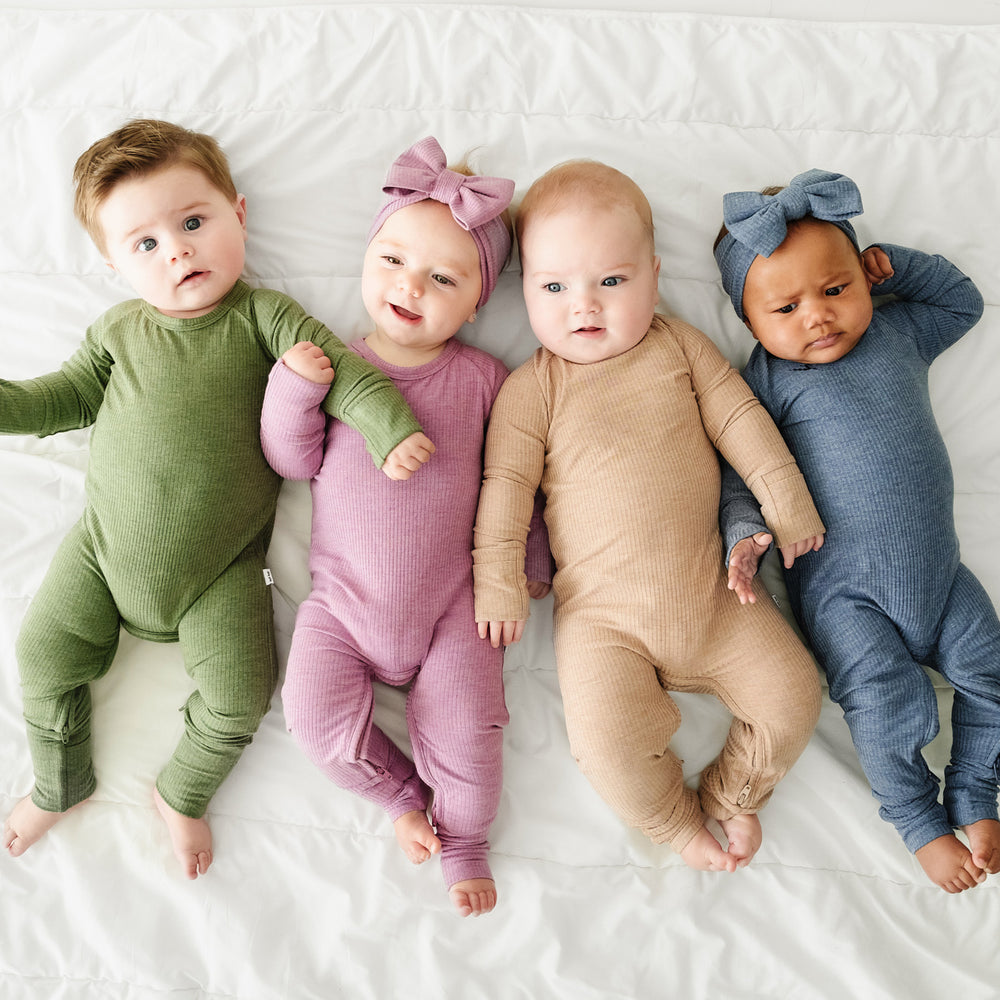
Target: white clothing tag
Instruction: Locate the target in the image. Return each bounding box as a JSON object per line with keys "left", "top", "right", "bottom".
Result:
{"left": 263, "top": 568, "right": 274, "bottom": 586}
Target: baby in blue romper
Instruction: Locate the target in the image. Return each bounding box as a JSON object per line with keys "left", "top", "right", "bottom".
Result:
{"left": 714, "top": 169, "right": 1000, "bottom": 893}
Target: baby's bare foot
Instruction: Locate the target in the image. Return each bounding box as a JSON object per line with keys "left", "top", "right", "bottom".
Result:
{"left": 153, "top": 787, "right": 212, "bottom": 879}
{"left": 915, "top": 833, "right": 985, "bottom": 893}
{"left": 449, "top": 878, "right": 497, "bottom": 917}
{"left": 393, "top": 809, "right": 441, "bottom": 865}
{"left": 962, "top": 819, "right": 1000, "bottom": 875}
{"left": 679, "top": 824, "right": 737, "bottom": 872}
{"left": 3, "top": 794, "right": 82, "bottom": 857}
{"left": 719, "top": 813, "right": 762, "bottom": 867}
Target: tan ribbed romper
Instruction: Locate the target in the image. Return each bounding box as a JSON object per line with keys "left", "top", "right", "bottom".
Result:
{"left": 474, "top": 316, "right": 824, "bottom": 852}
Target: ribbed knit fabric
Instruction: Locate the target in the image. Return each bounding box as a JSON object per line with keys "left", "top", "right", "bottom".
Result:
{"left": 474, "top": 315, "right": 823, "bottom": 852}
{"left": 5, "top": 280, "right": 423, "bottom": 816}
{"left": 721, "top": 244, "right": 1000, "bottom": 852}
{"left": 261, "top": 337, "right": 551, "bottom": 887}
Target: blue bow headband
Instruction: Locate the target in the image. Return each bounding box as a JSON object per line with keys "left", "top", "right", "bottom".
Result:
{"left": 714, "top": 168, "right": 863, "bottom": 320}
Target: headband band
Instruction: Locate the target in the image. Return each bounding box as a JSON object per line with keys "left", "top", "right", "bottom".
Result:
{"left": 367, "top": 136, "right": 515, "bottom": 310}
{"left": 714, "top": 168, "right": 863, "bottom": 320}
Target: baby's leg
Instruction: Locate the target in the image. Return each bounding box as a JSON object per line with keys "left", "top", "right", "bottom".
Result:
{"left": 915, "top": 833, "right": 986, "bottom": 893}
{"left": 393, "top": 809, "right": 441, "bottom": 865}
{"left": 153, "top": 786, "right": 212, "bottom": 879}
{"left": 164, "top": 540, "right": 278, "bottom": 822}
{"left": 932, "top": 565, "right": 1000, "bottom": 867}
{"left": 3, "top": 794, "right": 87, "bottom": 857}
{"left": 696, "top": 597, "right": 820, "bottom": 844}
{"left": 556, "top": 627, "right": 705, "bottom": 850}
{"left": 962, "top": 819, "right": 1000, "bottom": 875}
{"left": 15, "top": 523, "right": 120, "bottom": 820}
{"left": 406, "top": 601, "right": 506, "bottom": 914}
{"left": 150, "top": 542, "right": 277, "bottom": 877}
{"left": 817, "top": 603, "right": 956, "bottom": 856}
{"left": 282, "top": 612, "right": 430, "bottom": 822}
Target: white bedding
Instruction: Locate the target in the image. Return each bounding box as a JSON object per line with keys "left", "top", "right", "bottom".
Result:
{"left": 1, "top": 4, "right": 999, "bottom": 998}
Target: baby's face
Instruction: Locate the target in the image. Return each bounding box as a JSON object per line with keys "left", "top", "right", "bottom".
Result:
{"left": 742, "top": 219, "right": 873, "bottom": 365}
{"left": 98, "top": 163, "right": 247, "bottom": 319}
{"left": 519, "top": 201, "right": 660, "bottom": 365}
{"left": 362, "top": 199, "right": 482, "bottom": 367}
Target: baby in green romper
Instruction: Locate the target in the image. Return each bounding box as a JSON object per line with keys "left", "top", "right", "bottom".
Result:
{"left": 1, "top": 119, "right": 434, "bottom": 878}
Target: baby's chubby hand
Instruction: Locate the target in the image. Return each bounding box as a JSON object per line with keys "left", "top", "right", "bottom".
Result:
{"left": 382, "top": 432, "right": 435, "bottom": 480}
{"left": 282, "top": 341, "right": 335, "bottom": 385}
{"left": 862, "top": 245, "right": 894, "bottom": 287}
{"left": 728, "top": 532, "right": 772, "bottom": 605}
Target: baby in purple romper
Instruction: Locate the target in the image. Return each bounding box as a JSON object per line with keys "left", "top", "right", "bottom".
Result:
{"left": 261, "top": 138, "right": 551, "bottom": 917}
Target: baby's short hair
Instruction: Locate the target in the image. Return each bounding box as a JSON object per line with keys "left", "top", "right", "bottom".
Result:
{"left": 73, "top": 119, "right": 237, "bottom": 256}
{"left": 515, "top": 159, "right": 655, "bottom": 257}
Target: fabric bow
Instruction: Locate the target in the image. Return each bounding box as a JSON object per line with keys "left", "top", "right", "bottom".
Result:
{"left": 381, "top": 136, "right": 514, "bottom": 232}
{"left": 722, "top": 168, "right": 863, "bottom": 258}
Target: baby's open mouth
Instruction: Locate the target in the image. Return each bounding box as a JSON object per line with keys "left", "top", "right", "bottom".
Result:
{"left": 392, "top": 304, "right": 421, "bottom": 321}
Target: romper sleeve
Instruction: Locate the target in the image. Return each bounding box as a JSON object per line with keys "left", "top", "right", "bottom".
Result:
{"left": 0, "top": 318, "right": 112, "bottom": 437}
{"left": 249, "top": 289, "right": 423, "bottom": 467}
{"left": 671, "top": 318, "right": 825, "bottom": 549}
{"left": 260, "top": 360, "right": 331, "bottom": 480}
{"left": 473, "top": 361, "right": 549, "bottom": 623}
{"left": 870, "top": 244, "right": 984, "bottom": 363}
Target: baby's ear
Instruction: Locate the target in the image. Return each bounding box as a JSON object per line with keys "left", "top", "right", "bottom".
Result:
{"left": 235, "top": 194, "right": 248, "bottom": 235}
{"left": 744, "top": 318, "right": 760, "bottom": 341}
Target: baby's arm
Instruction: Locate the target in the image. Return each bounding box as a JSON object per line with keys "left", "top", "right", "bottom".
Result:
{"left": 275, "top": 339, "right": 434, "bottom": 480}
{"left": 863, "top": 243, "right": 984, "bottom": 360}
{"left": 252, "top": 290, "right": 431, "bottom": 475}
{"left": 1, "top": 321, "right": 112, "bottom": 437}
{"left": 674, "top": 320, "right": 825, "bottom": 573}
{"left": 473, "top": 365, "right": 548, "bottom": 646}
{"left": 260, "top": 346, "right": 332, "bottom": 481}
{"left": 721, "top": 460, "right": 822, "bottom": 605}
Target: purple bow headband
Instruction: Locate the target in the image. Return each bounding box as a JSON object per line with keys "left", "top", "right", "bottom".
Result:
{"left": 714, "top": 168, "right": 863, "bottom": 319}
{"left": 367, "top": 136, "right": 515, "bottom": 309}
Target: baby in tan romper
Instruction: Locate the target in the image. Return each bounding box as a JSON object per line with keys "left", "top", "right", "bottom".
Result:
{"left": 473, "top": 160, "right": 824, "bottom": 870}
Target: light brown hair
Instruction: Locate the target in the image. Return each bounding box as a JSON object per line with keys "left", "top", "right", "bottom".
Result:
{"left": 73, "top": 119, "right": 237, "bottom": 256}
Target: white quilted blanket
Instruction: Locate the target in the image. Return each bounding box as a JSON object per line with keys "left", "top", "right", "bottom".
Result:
{"left": 1, "top": 4, "right": 998, "bottom": 998}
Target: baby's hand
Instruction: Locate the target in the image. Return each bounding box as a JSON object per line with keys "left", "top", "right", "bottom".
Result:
{"left": 381, "top": 432, "right": 435, "bottom": 480}
{"left": 727, "top": 532, "right": 772, "bottom": 605}
{"left": 282, "top": 341, "right": 335, "bottom": 385}
{"left": 478, "top": 619, "right": 525, "bottom": 648}
{"left": 779, "top": 532, "right": 825, "bottom": 569}
{"left": 862, "top": 246, "right": 894, "bottom": 287}
{"left": 526, "top": 580, "right": 551, "bottom": 600}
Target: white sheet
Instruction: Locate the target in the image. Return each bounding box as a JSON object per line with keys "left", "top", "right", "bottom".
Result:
{"left": 1, "top": 4, "right": 998, "bottom": 999}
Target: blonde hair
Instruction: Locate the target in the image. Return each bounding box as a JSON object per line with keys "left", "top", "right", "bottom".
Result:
{"left": 73, "top": 119, "right": 238, "bottom": 255}
{"left": 515, "top": 159, "right": 655, "bottom": 256}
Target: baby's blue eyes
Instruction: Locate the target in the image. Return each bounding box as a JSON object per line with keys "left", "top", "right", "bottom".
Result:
{"left": 543, "top": 277, "right": 622, "bottom": 293}
{"left": 136, "top": 218, "right": 202, "bottom": 253}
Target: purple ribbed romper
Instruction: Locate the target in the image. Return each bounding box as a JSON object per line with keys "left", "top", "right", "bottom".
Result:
{"left": 261, "top": 336, "right": 550, "bottom": 887}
